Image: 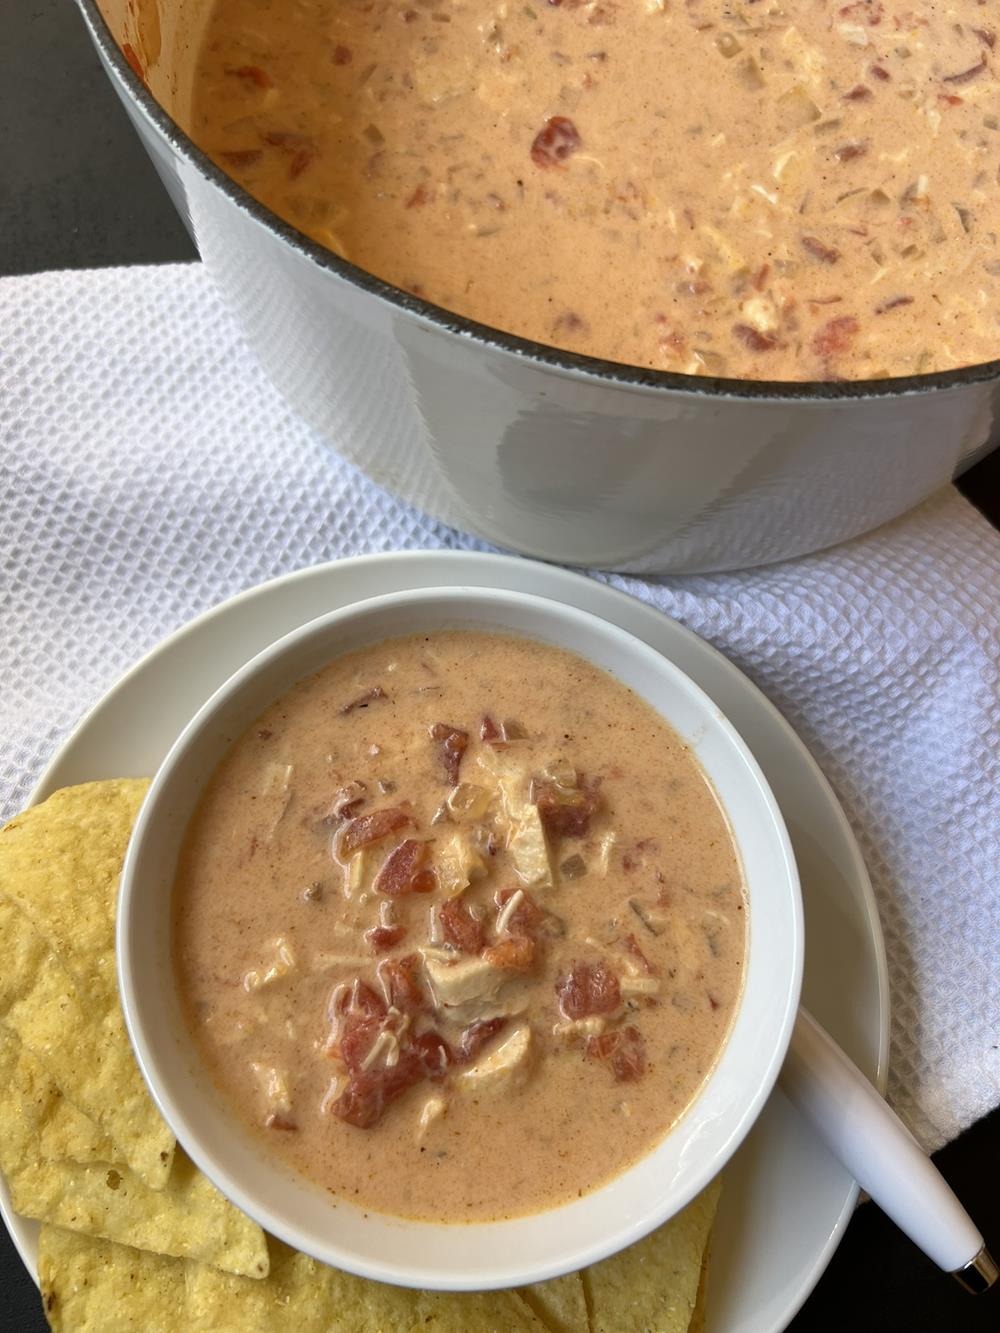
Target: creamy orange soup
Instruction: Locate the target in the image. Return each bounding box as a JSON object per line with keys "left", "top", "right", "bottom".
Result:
{"left": 173, "top": 631, "right": 745, "bottom": 1221}
{"left": 190, "top": 0, "right": 1000, "bottom": 381}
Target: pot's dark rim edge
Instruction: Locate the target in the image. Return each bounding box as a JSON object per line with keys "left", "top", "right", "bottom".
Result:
{"left": 82, "top": 0, "right": 1000, "bottom": 403}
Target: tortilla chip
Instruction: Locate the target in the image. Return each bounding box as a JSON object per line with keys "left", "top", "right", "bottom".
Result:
{"left": 688, "top": 1250, "right": 710, "bottom": 1333}
{"left": 517, "top": 1272, "right": 589, "bottom": 1332}
{"left": 0, "top": 781, "right": 148, "bottom": 1002}
{"left": 40, "top": 1229, "right": 545, "bottom": 1333}
{"left": 0, "top": 1000, "right": 262, "bottom": 1279}
{"left": 0, "top": 1026, "right": 115, "bottom": 1166}
{"left": 0, "top": 893, "right": 174, "bottom": 1188}
{"left": 41, "top": 1224, "right": 184, "bottom": 1333}
{"left": 0, "top": 782, "right": 175, "bottom": 1188}
{"left": 583, "top": 1177, "right": 722, "bottom": 1333}
{"left": 301, "top": 1264, "right": 545, "bottom": 1332}
{"left": 7, "top": 1147, "right": 268, "bottom": 1279}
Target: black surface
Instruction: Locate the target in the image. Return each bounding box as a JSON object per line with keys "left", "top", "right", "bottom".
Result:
{"left": 1, "top": 3, "right": 997, "bottom": 1331}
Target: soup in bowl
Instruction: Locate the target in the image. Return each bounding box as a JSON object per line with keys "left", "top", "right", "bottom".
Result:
{"left": 118, "top": 586, "right": 802, "bottom": 1287}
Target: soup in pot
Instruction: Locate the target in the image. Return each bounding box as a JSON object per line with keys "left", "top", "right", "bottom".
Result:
{"left": 190, "top": 0, "right": 1000, "bottom": 381}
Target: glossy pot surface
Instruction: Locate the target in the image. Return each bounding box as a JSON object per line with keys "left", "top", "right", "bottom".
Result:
{"left": 81, "top": 0, "right": 1000, "bottom": 573}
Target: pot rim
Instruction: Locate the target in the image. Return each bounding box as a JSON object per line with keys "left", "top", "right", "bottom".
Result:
{"left": 80, "top": 0, "right": 1000, "bottom": 404}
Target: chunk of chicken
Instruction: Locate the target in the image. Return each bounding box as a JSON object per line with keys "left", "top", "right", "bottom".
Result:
{"left": 421, "top": 951, "right": 528, "bottom": 1025}
{"left": 477, "top": 751, "right": 552, "bottom": 889}
{"left": 456, "top": 1023, "right": 533, "bottom": 1096}
{"left": 436, "top": 829, "right": 488, "bottom": 896}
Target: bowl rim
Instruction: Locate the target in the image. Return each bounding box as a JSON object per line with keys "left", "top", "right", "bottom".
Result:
{"left": 117, "top": 584, "right": 804, "bottom": 1289}
{"left": 78, "top": 0, "right": 1000, "bottom": 406}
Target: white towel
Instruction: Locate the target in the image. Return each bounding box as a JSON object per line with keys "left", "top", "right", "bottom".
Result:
{"left": 1, "top": 263, "right": 997, "bottom": 1151}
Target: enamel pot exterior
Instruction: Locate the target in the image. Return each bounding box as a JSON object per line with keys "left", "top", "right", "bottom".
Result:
{"left": 79, "top": 0, "right": 1000, "bottom": 574}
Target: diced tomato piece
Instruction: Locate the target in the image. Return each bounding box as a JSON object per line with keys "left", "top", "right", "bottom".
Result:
{"left": 479, "top": 715, "right": 527, "bottom": 746}
{"left": 875, "top": 295, "right": 914, "bottom": 315}
{"left": 259, "top": 130, "right": 318, "bottom": 180}
{"left": 733, "top": 323, "right": 779, "bottom": 352}
{"left": 375, "top": 839, "right": 435, "bottom": 896}
{"left": 349, "top": 980, "right": 387, "bottom": 1023}
{"left": 339, "top": 685, "right": 386, "bottom": 715}
{"left": 219, "top": 148, "right": 263, "bottom": 169}
{"left": 122, "top": 43, "right": 145, "bottom": 83}
{"left": 338, "top": 1019, "right": 378, "bottom": 1074}
{"left": 495, "top": 887, "right": 547, "bottom": 938}
{"left": 812, "top": 315, "right": 859, "bottom": 359}
{"left": 556, "top": 961, "right": 621, "bottom": 1019}
{"left": 328, "top": 1077, "right": 384, "bottom": 1128}
{"left": 406, "top": 182, "right": 432, "bottom": 209}
{"left": 411, "top": 1030, "right": 452, "bottom": 1081}
{"left": 326, "top": 980, "right": 386, "bottom": 1070}
{"left": 329, "top": 1060, "right": 418, "bottom": 1128}
{"left": 365, "top": 924, "right": 407, "bottom": 954}
{"left": 261, "top": 130, "right": 309, "bottom": 148}
{"left": 439, "top": 897, "right": 486, "bottom": 953}
{"left": 333, "top": 44, "right": 353, "bottom": 65}
{"left": 378, "top": 954, "right": 425, "bottom": 1013}
{"left": 429, "top": 722, "right": 468, "bottom": 784}
{"left": 623, "top": 932, "right": 655, "bottom": 975}
{"left": 319, "top": 781, "right": 368, "bottom": 827}
{"left": 225, "top": 64, "right": 274, "bottom": 89}
{"left": 833, "top": 140, "right": 868, "bottom": 162}
{"left": 587, "top": 1025, "right": 647, "bottom": 1081}
{"left": 289, "top": 147, "right": 316, "bottom": 179}
{"left": 483, "top": 935, "right": 536, "bottom": 971}
{"left": 531, "top": 115, "right": 581, "bottom": 168}
{"left": 801, "top": 235, "right": 840, "bottom": 265}
{"left": 836, "top": 0, "right": 883, "bottom": 22}
{"left": 943, "top": 56, "right": 987, "bottom": 84}
{"left": 456, "top": 1017, "right": 507, "bottom": 1063}
{"left": 339, "top": 806, "right": 412, "bottom": 856}
{"left": 329, "top": 1029, "right": 450, "bottom": 1128}
{"left": 533, "top": 779, "right": 602, "bottom": 839}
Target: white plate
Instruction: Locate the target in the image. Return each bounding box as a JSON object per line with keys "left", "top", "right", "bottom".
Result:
{"left": 1, "top": 550, "right": 889, "bottom": 1332}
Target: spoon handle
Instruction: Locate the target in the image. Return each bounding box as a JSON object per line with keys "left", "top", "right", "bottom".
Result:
{"left": 780, "top": 1007, "right": 997, "bottom": 1292}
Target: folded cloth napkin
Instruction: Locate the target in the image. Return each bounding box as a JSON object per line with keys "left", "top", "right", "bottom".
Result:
{"left": 1, "top": 264, "right": 997, "bottom": 1151}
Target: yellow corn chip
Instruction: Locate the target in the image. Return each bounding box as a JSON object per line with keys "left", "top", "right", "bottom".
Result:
{"left": 517, "top": 1272, "right": 589, "bottom": 1332}
{"left": 0, "top": 781, "right": 148, "bottom": 1003}
{"left": 7, "top": 1148, "right": 268, "bottom": 1279}
{"left": 41, "top": 1224, "right": 187, "bottom": 1333}
{"left": 0, "top": 782, "right": 175, "bottom": 1188}
{"left": 0, "top": 894, "right": 174, "bottom": 1188}
{"left": 0, "top": 1025, "right": 115, "bottom": 1166}
{"left": 689, "top": 1249, "right": 710, "bottom": 1333}
{"left": 298, "top": 1262, "right": 546, "bottom": 1331}
{"left": 39, "top": 1227, "right": 546, "bottom": 1332}
{"left": 583, "top": 1177, "right": 722, "bottom": 1333}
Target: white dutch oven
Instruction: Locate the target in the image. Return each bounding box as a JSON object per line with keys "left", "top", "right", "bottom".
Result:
{"left": 79, "top": 0, "right": 999, "bottom": 573}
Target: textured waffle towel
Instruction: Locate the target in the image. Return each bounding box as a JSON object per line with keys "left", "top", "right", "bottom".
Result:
{"left": 1, "top": 263, "right": 998, "bottom": 1151}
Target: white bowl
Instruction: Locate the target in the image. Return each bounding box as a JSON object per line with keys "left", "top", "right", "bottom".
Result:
{"left": 118, "top": 587, "right": 803, "bottom": 1289}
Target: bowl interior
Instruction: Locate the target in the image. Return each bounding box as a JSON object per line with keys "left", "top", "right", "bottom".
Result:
{"left": 119, "top": 587, "right": 802, "bottom": 1289}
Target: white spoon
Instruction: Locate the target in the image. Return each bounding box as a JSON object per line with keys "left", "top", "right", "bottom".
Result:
{"left": 780, "top": 1007, "right": 997, "bottom": 1293}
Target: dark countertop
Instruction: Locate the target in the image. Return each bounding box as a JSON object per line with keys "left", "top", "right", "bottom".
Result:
{"left": 1, "top": 4, "right": 997, "bottom": 1331}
